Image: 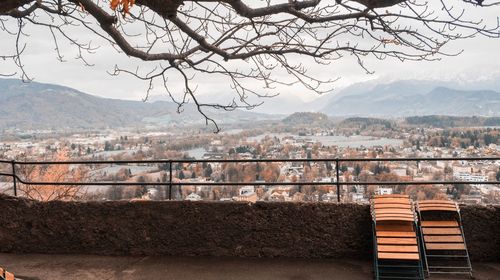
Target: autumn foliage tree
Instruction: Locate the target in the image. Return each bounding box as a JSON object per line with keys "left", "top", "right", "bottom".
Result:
{"left": 405, "top": 185, "right": 448, "bottom": 201}
{"left": 1, "top": 0, "right": 499, "bottom": 130}
{"left": 17, "top": 151, "right": 89, "bottom": 201}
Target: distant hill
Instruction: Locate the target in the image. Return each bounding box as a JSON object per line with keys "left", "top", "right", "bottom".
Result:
{"left": 282, "top": 112, "right": 330, "bottom": 125}
{"left": 319, "top": 80, "right": 500, "bottom": 117}
{"left": 338, "top": 117, "right": 395, "bottom": 129}
{"left": 0, "top": 79, "right": 272, "bottom": 130}
{"left": 405, "top": 116, "right": 500, "bottom": 128}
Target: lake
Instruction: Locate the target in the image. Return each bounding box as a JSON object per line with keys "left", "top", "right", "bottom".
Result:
{"left": 184, "top": 147, "right": 207, "bottom": 159}
{"left": 247, "top": 134, "right": 403, "bottom": 148}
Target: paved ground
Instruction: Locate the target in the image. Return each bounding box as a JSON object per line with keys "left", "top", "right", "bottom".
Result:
{"left": 0, "top": 253, "right": 499, "bottom": 280}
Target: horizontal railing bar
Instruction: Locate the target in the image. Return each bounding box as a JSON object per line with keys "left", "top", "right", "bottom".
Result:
{"left": 3, "top": 156, "right": 499, "bottom": 165}
{"left": 341, "top": 181, "right": 500, "bottom": 185}
{"left": 5, "top": 178, "right": 500, "bottom": 187}
{"left": 14, "top": 160, "right": 172, "bottom": 165}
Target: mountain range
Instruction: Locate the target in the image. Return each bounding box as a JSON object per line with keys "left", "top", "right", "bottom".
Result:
{"left": 244, "top": 78, "right": 500, "bottom": 116}
{"left": 0, "top": 79, "right": 272, "bottom": 130}
{"left": 319, "top": 83, "right": 500, "bottom": 117}
{"left": 1, "top": 77, "right": 499, "bottom": 130}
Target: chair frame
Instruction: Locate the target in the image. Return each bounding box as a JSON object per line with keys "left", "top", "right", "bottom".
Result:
{"left": 416, "top": 200, "right": 473, "bottom": 278}
{"left": 372, "top": 195, "right": 425, "bottom": 280}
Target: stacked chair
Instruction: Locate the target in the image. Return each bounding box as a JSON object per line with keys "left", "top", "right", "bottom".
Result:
{"left": 371, "top": 194, "right": 425, "bottom": 280}
{"left": 0, "top": 267, "right": 14, "bottom": 280}
{"left": 416, "top": 200, "right": 473, "bottom": 277}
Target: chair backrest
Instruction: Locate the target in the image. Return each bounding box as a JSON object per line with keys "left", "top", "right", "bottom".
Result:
{"left": 417, "top": 200, "right": 458, "bottom": 212}
{"left": 373, "top": 194, "right": 410, "bottom": 199}
{"left": 4, "top": 271, "right": 14, "bottom": 280}
{"left": 372, "top": 195, "right": 415, "bottom": 223}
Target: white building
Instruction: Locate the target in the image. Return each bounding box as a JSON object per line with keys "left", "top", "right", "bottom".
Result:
{"left": 392, "top": 168, "right": 407, "bottom": 177}
{"left": 453, "top": 172, "right": 488, "bottom": 186}
{"left": 321, "top": 191, "right": 337, "bottom": 202}
{"left": 350, "top": 192, "right": 366, "bottom": 203}
{"left": 315, "top": 177, "right": 333, "bottom": 183}
{"left": 376, "top": 187, "right": 394, "bottom": 196}
{"left": 239, "top": 186, "right": 255, "bottom": 196}
{"left": 185, "top": 193, "right": 202, "bottom": 201}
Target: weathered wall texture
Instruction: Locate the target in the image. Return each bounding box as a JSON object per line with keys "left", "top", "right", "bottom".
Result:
{"left": 460, "top": 205, "right": 500, "bottom": 261}
{"left": 0, "top": 194, "right": 498, "bottom": 261}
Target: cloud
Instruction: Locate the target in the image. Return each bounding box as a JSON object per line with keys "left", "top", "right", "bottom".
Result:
{"left": 1, "top": 1, "right": 499, "bottom": 105}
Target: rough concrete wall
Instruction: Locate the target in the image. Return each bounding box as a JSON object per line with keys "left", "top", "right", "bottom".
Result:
{"left": 461, "top": 205, "right": 500, "bottom": 261}
{"left": 0, "top": 195, "right": 498, "bottom": 261}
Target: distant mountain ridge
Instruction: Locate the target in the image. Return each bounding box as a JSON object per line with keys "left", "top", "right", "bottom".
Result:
{"left": 0, "top": 79, "right": 271, "bottom": 130}
{"left": 2, "top": 78, "right": 500, "bottom": 131}
{"left": 319, "top": 81, "right": 500, "bottom": 117}
{"left": 250, "top": 77, "right": 500, "bottom": 115}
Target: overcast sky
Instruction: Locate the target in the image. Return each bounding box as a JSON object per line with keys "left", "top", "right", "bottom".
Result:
{"left": 1, "top": 1, "right": 500, "bottom": 104}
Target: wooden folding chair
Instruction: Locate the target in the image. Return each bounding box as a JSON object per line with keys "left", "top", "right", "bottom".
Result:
{"left": 371, "top": 195, "right": 425, "bottom": 280}
{"left": 416, "top": 200, "right": 473, "bottom": 277}
{"left": 0, "top": 267, "right": 14, "bottom": 280}
{"left": 4, "top": 271, "right": 14, "bottom": 280}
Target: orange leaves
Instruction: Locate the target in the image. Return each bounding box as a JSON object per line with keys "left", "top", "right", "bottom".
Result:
{"left": 110, "top": 0, "right": 136, "bottom": 16}
{"left": 20, "top": 151, "right": 88, "bottom": 201}
{"left": 110, "top": 0, "right": 120, "bottom": 10}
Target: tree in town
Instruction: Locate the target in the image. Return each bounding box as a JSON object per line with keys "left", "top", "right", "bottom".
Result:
{"left": 354, "top": 164, "right": 362, "bottom": 177}
{"left": 106, "top": 185, "right": 124, "bottom": 200}
{"left": 178, "top": 170, "right": 185, "bottom": 179}
{"left": 204, "top": 163, "right": 213, "bottom": 178}
{"left": 17, "top": 151, "right": 89, "bottom": 201}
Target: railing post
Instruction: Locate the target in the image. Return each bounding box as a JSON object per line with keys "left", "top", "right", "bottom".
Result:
{"left": 336, "top": 158, "right": 340, "bottom": 202}
{"left": 11, "top": 160, "right": 17, "bottom": 197}
{"left": 168, "top": 160, "right": 173, "bottom": 200}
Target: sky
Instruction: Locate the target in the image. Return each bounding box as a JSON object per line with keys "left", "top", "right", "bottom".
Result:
{"left": 1, "top": 0, "right": 500, "bottom": 104}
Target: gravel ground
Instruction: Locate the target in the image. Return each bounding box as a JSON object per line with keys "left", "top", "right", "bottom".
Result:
{"left": 1, "top": 253, "right": 499, "bottom": 280}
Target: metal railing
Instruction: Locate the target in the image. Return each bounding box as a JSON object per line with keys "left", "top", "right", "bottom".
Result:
{"left": 1, "top": 157, "right": 499, "bottom": 202}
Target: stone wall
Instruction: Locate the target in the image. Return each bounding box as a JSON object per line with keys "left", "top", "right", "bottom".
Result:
{"left": 460, "top": 205, "right": 500, "bottom": 261}
{"left": 0, "top": 195, "right": 498, "bottom": 261}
